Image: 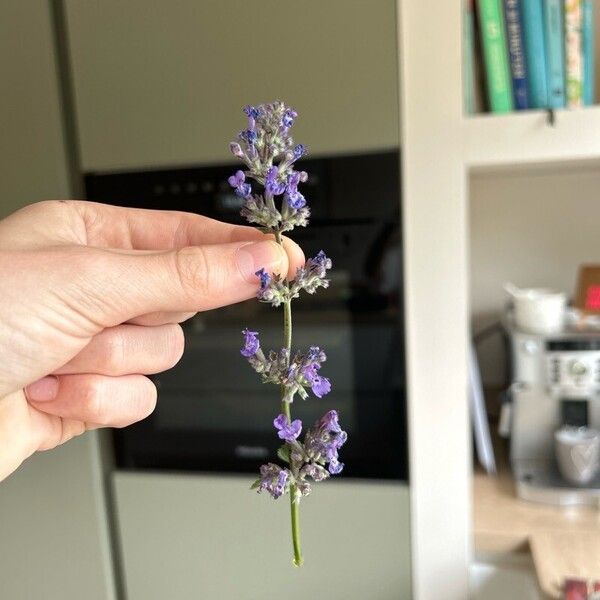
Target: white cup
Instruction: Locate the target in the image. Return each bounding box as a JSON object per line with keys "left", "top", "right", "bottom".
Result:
{"left": 505, "top": 284, "right": 566, "bottom": 334}
{"left": 555, "top": 427, "right": 600, "bottom": 486}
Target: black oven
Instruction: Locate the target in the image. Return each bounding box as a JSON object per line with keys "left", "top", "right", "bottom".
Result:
{"left": 85, "top": 150, "right": 407, "bottom": 481}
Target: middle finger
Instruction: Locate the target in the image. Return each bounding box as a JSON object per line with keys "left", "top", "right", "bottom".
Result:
{"left": 54, "top": 323, "right": 185, "bottom": 376}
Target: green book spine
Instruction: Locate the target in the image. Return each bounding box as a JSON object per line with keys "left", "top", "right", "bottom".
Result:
{"left": 477, "top": 0, "right": 514, "bottom": 112}
{"left": 464, "top": 2, "right": 476, "bottom": 114}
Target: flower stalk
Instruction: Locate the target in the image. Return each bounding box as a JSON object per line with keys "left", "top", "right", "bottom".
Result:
{"left": 281, "top": 290, "right": 302, "bottom": 566}
{"left": 232, "top": 101, "right": 347, "bottom": 566}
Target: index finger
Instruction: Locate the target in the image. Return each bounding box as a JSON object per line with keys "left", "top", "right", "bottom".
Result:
{"left": 70, "top": 201, "right": 266, "bottom": 250}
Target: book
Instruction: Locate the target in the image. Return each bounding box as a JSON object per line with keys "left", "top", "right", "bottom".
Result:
{"left": 464, "top": 0, "right": 477, "bottom": 114}
{"left": 521, "top": 0, "right": 548, "bottom": 108}
{"left": 504, "top": 0, "right": 529, "bottom": 109}
{"left": 565, "top": 0, "right": 584, "bottom": 107}
{"left": 544, "top": 0, "right": 566, "bottom": 108}
{"left": 582, "top": 0, "right": 595, "bottom": 105}
{"left": 478, "top": 0, "right": 514, "bottom": 112}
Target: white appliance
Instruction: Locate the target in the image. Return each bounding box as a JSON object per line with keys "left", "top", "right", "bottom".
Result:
{"left": 504, "top": 315, "right": 600, "bottom": 505}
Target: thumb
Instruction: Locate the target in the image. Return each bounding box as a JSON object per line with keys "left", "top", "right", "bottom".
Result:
{"left": 80, "top": 239, "right": 289, "bottom": 326}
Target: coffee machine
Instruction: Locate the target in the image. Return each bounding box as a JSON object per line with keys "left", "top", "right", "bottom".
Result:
{"left": 504, "top": 316, "right": 600, "bottom": 505}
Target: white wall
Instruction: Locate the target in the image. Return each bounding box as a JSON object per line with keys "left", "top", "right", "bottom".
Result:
{"left": 64, "top": 0, "right": 400, "bottom": 171}
{"left": 470, "top": 168, "right": 600, "bottom": 386}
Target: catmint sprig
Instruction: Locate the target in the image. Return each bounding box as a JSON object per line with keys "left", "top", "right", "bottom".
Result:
{"left": 231, "top": 101, "right": 346, "bottom": 567}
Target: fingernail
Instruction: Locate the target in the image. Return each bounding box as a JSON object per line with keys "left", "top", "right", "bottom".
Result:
{"left": 25, "top": 376, "right": 59, "bottom": 402}
{"left": 235, "top": 241, "right": 285, "bottom": 283}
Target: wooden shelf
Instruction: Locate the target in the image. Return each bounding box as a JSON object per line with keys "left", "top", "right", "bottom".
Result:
{"left": 464, "top": 106, "right": 600, "bottom": 174}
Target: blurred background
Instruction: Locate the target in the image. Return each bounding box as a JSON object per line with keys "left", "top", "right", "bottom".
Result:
{"left": 0, "top": 2, "right": 411, "bottom": 599}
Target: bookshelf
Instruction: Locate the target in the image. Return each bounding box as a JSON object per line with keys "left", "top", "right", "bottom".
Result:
{"left": 465, "top": 105, "right": 600, "bottom": 171}
{"left": 465, "top": 0, "right": 597, "bottom": 116}
{"left": 399, "top": 1, "right": 600, "bottom": 599}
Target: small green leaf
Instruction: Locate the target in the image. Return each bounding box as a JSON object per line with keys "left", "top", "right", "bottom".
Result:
{"left": 277, "top": 445, "right": 291, "bottom": 464}
{"left": 250, "top": 478, "right": 262, "bottom": 490}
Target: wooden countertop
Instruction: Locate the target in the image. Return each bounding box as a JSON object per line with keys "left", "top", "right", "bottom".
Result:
{"left": 473, "top": 467, "right": 600, "bottom": 598}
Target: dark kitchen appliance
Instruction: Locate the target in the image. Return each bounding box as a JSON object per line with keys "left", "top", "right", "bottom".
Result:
{"left": 85, "top": 150, "right": 407, "bottom": 481}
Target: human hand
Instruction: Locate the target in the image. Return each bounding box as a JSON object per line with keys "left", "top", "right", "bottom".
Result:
{"left": 0, "top": 200, "right": 303, "bottom": 481}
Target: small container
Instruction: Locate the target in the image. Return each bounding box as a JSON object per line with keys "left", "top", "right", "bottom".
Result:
{"left": 505, "top": 283, "right": 566, "bottom": 334}
{"left": 555, "top": 426, "right": 600, "bottom": 486}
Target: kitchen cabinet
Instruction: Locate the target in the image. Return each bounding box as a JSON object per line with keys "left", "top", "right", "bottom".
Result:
{"left": 63, "top": 0, "right": 400, "bottom": 171}
{"left": 0, "top": 436, "right": 117, "bottom": 600}
{"left": 113, "top": 472, "right": 411, "bottom": 600}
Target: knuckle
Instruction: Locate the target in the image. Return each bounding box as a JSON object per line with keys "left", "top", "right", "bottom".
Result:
{"left": 82, "top": 377, "right": 109, "bottom": 424}
{"left": 56, "top": 247, "right": 117, "bottom": 330}
{"left": 103, "top": 329, "right": 127, "bottom": 374}
{"left": 173, "top": 246, "right": 212, "bottom": 299}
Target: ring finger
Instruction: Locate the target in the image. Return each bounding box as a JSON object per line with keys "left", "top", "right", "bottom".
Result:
{"left": 26, "top": 373, "right": 157, "bottom": 428}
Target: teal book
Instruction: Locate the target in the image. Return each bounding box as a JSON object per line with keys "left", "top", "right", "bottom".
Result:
{"left": 477, "top": 0, "right": 514, "bottom": 112}
{"left": 463, "top": 3, "right": 475, "bottom": 115}
{"left": 582, "top": 0, "right": 595, "bottom": 105}
{"left": 464, "top": 1, "right": 476, "bottom": 114}
{"left": 521, "top": 0, "right": 548, "bottom": 108}
{"left": 544, "top": 0, "right": 566, "bottom": 108}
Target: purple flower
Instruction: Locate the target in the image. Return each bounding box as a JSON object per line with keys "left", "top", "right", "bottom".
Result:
{"left": 302, "top": 363, "right": 332, "bottom": 398}
{"left": 240, "top": 129, "right": 258, "bottom": 144}
{"left": 284, "top": 171, "right": 306, "bottom": 210}
{"left": 311, "top": 375, "right": 331, "bottom": 398}
{"left": 255, "top": 268, "right": 272, "bottom": 289}
{"left": 312, "top": 250, "right": 332, "bottom": 272}
{"left": 228, "top": 170, "right": 251, "bottom": 198}
{"left": 229, "top": 142, "right": 244, "bottom": 158}
{"left": 241, "top": 328, "right": 260, "bottom": 357}
{"left": 292, "top": 252, "right": 332, "bottom": 296}
{"left": 243, "top": 106, "right": 260, "bottom": 131}
{"left": 273, "top": 414, "right": 302, "bottom": 442}
{"left": 243, "top": 105, "right": 260, "bottom": 120}
{"left": 293, "top": 144, "right": 306, "bottom": 159}
{"left": 282, "top": 108, "right": 297, "bottom": 128}
{"left": 258, "top": 463, "right": 290, "bottom": 499}
{"left": 328, "top": 457, "right": 344, "bottom": 475}
{"left": 305, "top": 410, "right": 347, "bottom": 475}
{"left": 265, "top": 166, "right": 286, "bottom": 196}
{"left": 300, "top": 463, "right": 329, "bottom": 482}
{"left": 307, "top": 346, "right": 326, "bottom": 362}
{"left": 319, "top": 410, "right": 347, "bottom": 444}
{"left": 232, "top": 103, "right": 346, "bottom": 513}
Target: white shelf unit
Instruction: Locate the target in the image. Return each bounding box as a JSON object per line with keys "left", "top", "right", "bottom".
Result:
{"left": 399, "top": 1, "right": 600, "bottom": 598}
{"left": 465, "top": 106, "right": 600, "bottom": 172}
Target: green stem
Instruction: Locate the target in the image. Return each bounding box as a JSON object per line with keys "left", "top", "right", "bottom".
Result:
{"left": 275, "top": 230, "right": 303, "bottom": 567}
